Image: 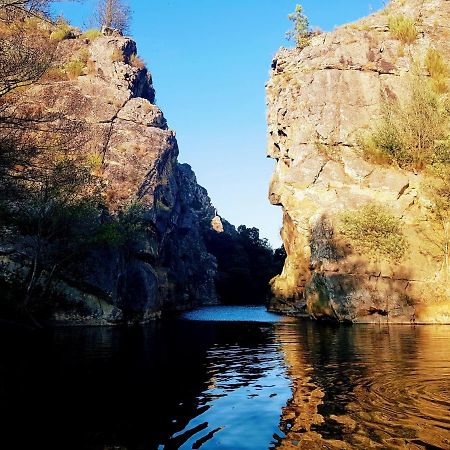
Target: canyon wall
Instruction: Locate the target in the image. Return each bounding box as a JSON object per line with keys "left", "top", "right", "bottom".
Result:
{"left": 267, "top": 0, "right": 450, "bottom": 323}
{"left": 0, "top": 30, "right": 224, "bottom": 324}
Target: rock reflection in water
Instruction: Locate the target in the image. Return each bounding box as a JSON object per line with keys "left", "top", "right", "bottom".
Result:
{"left": 275, "top": 323, "right": 450, "bottom": 449}
{"left": 1, "top": 309, "right": 450, "bottom": 450}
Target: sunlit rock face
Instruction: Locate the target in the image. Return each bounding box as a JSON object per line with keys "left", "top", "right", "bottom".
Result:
{"left": 1, "top": 33, "right": 221, "bottom": 323}
{"left": 266, "top": 0, "right": 450, "bottom": 322}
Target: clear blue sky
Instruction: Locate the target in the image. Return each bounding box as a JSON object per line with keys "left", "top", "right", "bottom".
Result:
{"left": 53, "top": 0, "right": 384, "bottom": 246}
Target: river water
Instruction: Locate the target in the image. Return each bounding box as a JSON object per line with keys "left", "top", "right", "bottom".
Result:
{"left": 0, "top": 306, "right": 449, "bottom": 449}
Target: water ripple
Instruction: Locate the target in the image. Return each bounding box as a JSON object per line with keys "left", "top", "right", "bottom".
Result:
{"left": 276, "top": 323, "right": 450, "bottom": 449}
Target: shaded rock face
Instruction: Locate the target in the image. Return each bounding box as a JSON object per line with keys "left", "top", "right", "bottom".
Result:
{"left": 156, "top": 163, "right": 219, "bottom": 310}
{"left": 266, "top": 0, "right": 450, "bottom": 323}
{"left": 1, "top": 33, "right": 221, "bottom": 324}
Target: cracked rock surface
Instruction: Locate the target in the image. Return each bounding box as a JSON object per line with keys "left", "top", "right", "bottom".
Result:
{"left": 266, "top": 0, "right": 450, "bottom": 323}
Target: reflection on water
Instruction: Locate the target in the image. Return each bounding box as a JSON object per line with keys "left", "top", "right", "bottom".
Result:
{"left": 275, "top": 323, "right": 450, "bottom": 449}
{"left": 164, "top": 339, "right": 290, "bottom": 449}
{"left": 0, "top": 308, "right": 449, "bottom": 450}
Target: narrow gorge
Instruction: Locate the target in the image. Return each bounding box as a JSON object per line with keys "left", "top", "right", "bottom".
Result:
{"left": 0, "top": 23, "right": 278, "bottom": 325}
{"left": 1, "top": 2, "right": 450, "bottom": 449}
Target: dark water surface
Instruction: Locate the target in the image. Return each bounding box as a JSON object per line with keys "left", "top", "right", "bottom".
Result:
{"left": 1, "top": 306, "right": 450, "bottom": 449}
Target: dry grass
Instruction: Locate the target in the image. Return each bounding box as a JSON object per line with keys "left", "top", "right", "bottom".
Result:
{"left": 42, "top": 66, "right": 68, "bottom": 82}
{"left": 388, "top": 15, "right": 418, "bottom": 44}
{"left": 86, "top": 59, "right": 97, "bottom": 75}
{"left": 86, "top": 152, "right": 103, "bottom": 175}
{"left": 129, "top": 53, "right": 145, "bottom": 69}
{"left": 425, "top": 48, "right": 449, "bottom": 93}
{"left": 111, "top": 48, "right": 124, "bottom": 63}
{"left": 360, "top": 74, "right": 449, "bottom": 170}
{"left": 50, "top": 19, "right": 74, "bottom": 41}
{"left": 81, "top": 29, "right": 102, "bottom": 41}
{"left": 397, "top": 44, "right": 405, "bottom": 57}
{"left": 78, "top": 48, "right": 90, "bottom": 65}
{"left": 65, "top": 59, "right": 84, "bottom": 79}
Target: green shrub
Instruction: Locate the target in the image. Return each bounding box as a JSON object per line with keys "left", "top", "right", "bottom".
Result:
{"left": 360, "top": 74, "right": 450, "bottom": 170}
{"left": 65, "top": 59, "right": 84, "bottom": 79}
{"left": 81, "top": 29, "right": 102, "bottom": 41}
{"left": 50, "top": 19, "right": 73, "bottom": 41}
{"left": 388, "top": 15, "right": 418, "bottom": 44}
{"left": 338, "top": 204, "right": 408, "bottom": 262}
{"left": 86, "top": 153, "right": 103, "bottom": 172}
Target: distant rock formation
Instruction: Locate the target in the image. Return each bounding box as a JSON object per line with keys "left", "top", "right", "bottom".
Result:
{"left": 266, "top": 0, "right": 450, "bottom": 323}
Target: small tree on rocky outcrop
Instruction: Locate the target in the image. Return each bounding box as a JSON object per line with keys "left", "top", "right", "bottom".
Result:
{"left": 94, "top": 0, "right": 130, "bottom": 33}
{"left": 286, "top": 4, "right": 310, "bottom": 48}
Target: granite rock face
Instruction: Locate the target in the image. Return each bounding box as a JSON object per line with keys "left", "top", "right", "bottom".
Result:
{"left": 0, "top": 33, "right": 221, "bottom": 324}
{"left": 266, "top": 0, "right": 450, "bottom": 323}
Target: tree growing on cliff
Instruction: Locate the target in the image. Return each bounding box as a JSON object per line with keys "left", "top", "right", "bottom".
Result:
{"left": 94, "top": 0, "right": 130, "bottom": 33}
{"left": 286, "top": 4, "right": 310, "bottom": 48}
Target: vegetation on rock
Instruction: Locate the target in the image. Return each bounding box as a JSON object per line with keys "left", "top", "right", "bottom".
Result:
{"left": 64, "top": 58, "right": 84, "bottom": 79}
{"left": 49, "top": 18, "right": 73, "bottom": 40}
{"left": 424, "top": 165, "right": 450, "bottom": 280}
{"left": 425, "top": 48, "right": 449, "bottom": 93}
{"left": 361, "top": 73, "right": 450, "bottom": 170}
{"left": 387, "top": 15, "right": 418, "bottom": 44}
{"left": 286, "top": 4, "right": 311, "bottom": 49}
{"left": 81, "top": 28, "right": 102, "bottom": 41}
{"left": 338, "top": 204, "right": 408, "bottom": 262}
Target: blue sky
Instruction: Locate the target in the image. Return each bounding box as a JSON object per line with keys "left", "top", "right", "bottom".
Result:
{"left": 53, "top": 0, "right": 384, "bottom": 246}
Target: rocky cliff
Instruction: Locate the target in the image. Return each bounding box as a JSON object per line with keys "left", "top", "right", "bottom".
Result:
{"left": 0, "top": 27, "right": 224, "bottom": 324}
{"left": 267, "top": 0, "right": 450, "bottom": 323}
